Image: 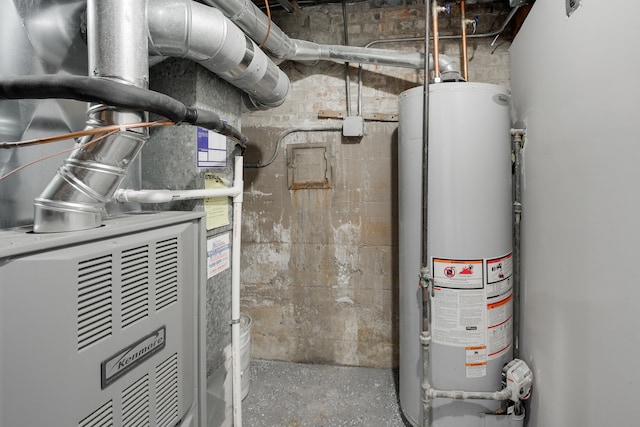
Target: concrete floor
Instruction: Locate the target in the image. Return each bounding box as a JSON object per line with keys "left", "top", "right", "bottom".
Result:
{"left": 243, "top": 359, "right": 413, "bottom": 427}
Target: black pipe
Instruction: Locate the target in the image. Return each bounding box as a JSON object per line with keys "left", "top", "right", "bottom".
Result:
{"left": 0, "top": 75, "right": 248, "bottom": 148}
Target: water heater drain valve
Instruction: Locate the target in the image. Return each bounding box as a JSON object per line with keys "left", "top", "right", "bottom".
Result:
{"left": 502, "top": 359, "right": 533, "bottom": 402}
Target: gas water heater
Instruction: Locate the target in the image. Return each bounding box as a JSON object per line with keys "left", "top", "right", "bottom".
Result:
{"left": 399, "top": 83, "right": 518, "bottom": 427}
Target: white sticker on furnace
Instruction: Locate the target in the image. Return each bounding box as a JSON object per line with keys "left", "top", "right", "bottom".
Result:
{"left": 466, "top": 346, "right": 488, "bottom": 378}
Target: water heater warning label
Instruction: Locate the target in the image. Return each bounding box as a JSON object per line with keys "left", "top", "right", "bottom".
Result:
{"left": 432, "top": 287, "right": 486, "bottom": 347}
{"left": 486, "top": 253, "right": 513, "bottom": 298}
{"left": 433, "top": 258, "right": 483, "bottom": 289}
{"left": 432, "top": 258, "right": 486, "bottom": 347}
{"left": 466, "top": 346, "right": 488, "bottom": 378}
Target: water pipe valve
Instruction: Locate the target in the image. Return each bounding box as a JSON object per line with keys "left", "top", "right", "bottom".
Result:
{"left": 502, "top": 359, "right": 533, "bottom": 402}
{"left": 434, "top": 2, "right": 450, "bottom": 14}
{"left": 464, "top": 17, "right": 477, "bottom": 33}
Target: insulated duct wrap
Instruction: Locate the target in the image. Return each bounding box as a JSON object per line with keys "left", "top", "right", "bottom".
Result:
{"left": 147, "top": 0, "right": 289, "bottom": 109}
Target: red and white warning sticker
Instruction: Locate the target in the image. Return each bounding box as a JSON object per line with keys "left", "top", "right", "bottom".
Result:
{"left": 466, "top": 345, "right": 488, "bottom": 378}
{"left": 433, "top": 258, "right": 483, "bottom": 290}
{"left": 487, "top": 253, "right": 513, "bottom": 284}
{"left": 487, "top": 292, "right": 513, "bottom": 360}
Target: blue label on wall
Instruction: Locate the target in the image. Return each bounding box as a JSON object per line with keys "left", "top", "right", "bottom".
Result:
{"left": 197, "top": 127, "right": 227, "bottom": 168}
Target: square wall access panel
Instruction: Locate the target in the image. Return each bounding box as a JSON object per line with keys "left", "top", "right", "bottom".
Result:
{"left": 287, "top": 144, "right": 332, "bottom": 190}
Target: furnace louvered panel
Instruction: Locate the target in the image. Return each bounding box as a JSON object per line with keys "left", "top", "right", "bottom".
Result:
{"left": 155, "top": 238, "right": 179, "bottom": 311}
{"left": 155, "top": 353, "right": 179, "bottom": 427}
{"left": 78, "top": 400, "right": 113, "bottom": 427}
{"left": 0, "top": 212, "right": 203, "bottom": 427}
{"left": 122, "top": 374, "right": 150, "bottom": 427}
{"left": 121, "top": 245, "right": 150, "bottom": 328}
{"left": 77, "top": 255, "right": 113, "bottom": 351}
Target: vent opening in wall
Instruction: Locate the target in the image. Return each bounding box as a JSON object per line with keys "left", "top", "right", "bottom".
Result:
{"left": 155, "top": 238, "right": 179, "bottom": 311}
{"left": 121, "top": 245, "right": 150, "bottom": 328}
{"left": 77, "top": 255, "right": 113, "bottom": 351}
{"left": 78, "top": 400, "right": 113, "bottom": 427}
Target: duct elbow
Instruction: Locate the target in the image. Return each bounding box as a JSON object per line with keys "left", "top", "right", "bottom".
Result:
{"left": 241, "top": 65, "right": 290, "bottom": 110}
{"left": 147, "top": 0, "right": 290, "bottom": 109}
{"left": 437, "top": 54, "right": 464, "bottom": 82}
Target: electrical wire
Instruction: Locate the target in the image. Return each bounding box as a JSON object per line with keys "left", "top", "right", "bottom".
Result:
{"left": 0, "top": 120, "right": 174, "bottom": 149}
{"left": 0, "top": 129, "right": 120, "bottom": 182}
{"left": 245, "top": 126, "right": 342, "bottom": 168}
{"left": 258, "top": 0, "right": 272, "bottom": 49}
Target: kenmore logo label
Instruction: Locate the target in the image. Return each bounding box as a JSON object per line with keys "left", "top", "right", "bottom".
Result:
{"left": 101, "top": 326, "right": 166, "bottom": 389}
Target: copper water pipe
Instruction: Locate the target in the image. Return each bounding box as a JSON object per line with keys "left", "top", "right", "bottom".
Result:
{"left": 461, "top": 0, "right": 469, "bottom": 81}
{"left": 432, "top": 0, "right": 441, "bottom": 80}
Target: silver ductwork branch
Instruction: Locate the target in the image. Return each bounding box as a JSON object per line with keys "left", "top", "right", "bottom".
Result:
{"left": 290, "top": 39, "right": 461, "bottom": 78}
{"left": 147, "top": 0, "right": 290, "bottom": 110}
{"left": 199, "top": 0, "right": 295, "bottom": 59}
{"left": 202, "top": 0, "right": 461, "bottom": 78}
{"left": 34, "top": 0, "right": 149, "bottom": 233}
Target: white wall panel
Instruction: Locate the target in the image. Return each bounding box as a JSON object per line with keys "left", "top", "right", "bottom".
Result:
{"left": 510, "top": 1, "right": 640, "bottom": 426}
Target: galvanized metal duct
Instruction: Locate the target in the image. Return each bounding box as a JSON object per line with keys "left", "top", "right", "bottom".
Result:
{"left": 291, "top": 39, "right": 460, "bottom": 76}
{"left": 33, "top": 0, "right": 288, "bottom": 233}
{"left": 147, "top": 0, "right": 290, "bottom": 110}
{"left": 201, "top": 0, "right": 461, "bottom": 76}
{"left": 34, "top": 0, "right": 149, "bottom": 233}
{"left": 200, "top": 0, "right": 295, "bottom": 59}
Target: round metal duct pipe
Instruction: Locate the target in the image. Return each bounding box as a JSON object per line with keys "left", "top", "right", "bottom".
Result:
{"left": 147, "top": 0, "right": 290, "bottom": 109}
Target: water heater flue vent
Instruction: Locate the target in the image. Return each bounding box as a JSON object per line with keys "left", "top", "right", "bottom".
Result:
{"left": 121, "top": 245, "right": 150, "bottom": 328}
{"left": 78, "top": 400, "right": 113, "bottom": 427}
{"left": 155, "top": 238, "right": 179, "bottom": 311}
{"left": 77, "top": 255, "right": 113, "bottom": 351}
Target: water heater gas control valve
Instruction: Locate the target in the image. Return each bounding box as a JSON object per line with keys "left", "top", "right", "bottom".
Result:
{"left": 502, "top": 359, "right": 533, "bottom": 402}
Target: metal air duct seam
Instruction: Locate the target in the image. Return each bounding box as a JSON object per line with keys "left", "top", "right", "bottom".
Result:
{"left": 34, "top": 0, "right": 150, "bottom": 233}
{"left": 200, "top": 0, "right": 462, "bottom": 77}
{"left": 146, "top": 0, "right": 290, "bottom": 110}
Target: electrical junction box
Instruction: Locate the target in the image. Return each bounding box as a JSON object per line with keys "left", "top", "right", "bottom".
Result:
{"left": 343, "top": 115, "right": 364, "bottom": 137}
{"left": 0, "top": 211, "right": 206, "bottom": 427}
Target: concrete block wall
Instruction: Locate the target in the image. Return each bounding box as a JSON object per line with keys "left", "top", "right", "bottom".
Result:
{"left": 241, "top": 1, "right": 512, "bottom": 368}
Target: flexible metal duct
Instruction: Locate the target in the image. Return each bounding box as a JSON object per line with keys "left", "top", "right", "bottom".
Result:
{"left": 147, "top": 0, "right": 290, "bottom": 109}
